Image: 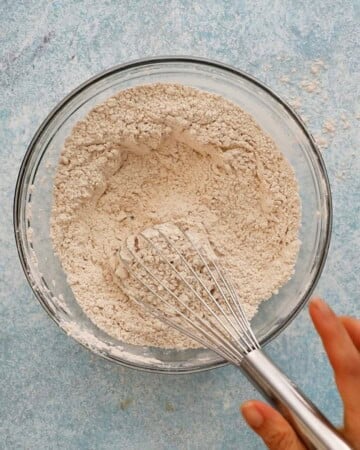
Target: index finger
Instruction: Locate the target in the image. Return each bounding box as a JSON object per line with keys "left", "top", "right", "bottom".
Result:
{"left": 309, "top": 299, "right": 360, "bottom": 413}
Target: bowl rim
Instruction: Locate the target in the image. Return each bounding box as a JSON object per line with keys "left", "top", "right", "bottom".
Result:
{"left": 13, "top": 55, "right": 332, "bottom": 373}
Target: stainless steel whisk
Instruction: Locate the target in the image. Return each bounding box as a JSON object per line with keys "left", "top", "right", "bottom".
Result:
{"left": 118, "top": 225, "right": 351, "bottom": 450}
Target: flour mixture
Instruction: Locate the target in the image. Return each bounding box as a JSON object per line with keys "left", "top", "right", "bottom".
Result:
{"left": 50, "top": 83, "right": 300, "bottom": 349}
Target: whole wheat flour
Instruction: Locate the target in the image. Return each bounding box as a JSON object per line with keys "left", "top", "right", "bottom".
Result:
{"left": 51, "top": 83, "right": 301, "bottom": 349}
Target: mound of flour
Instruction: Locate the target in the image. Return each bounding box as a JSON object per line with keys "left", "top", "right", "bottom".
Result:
{"left": 50, "top": 83, "right": 300, "bottom": 349}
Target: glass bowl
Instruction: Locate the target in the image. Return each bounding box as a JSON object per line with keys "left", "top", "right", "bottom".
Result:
{"left": 14, "top": 57, "right": 332, "bottom": 373}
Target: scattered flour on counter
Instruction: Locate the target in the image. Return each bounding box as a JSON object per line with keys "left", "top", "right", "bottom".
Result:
{"left": 340, "top": 114, "right": 351, "bottom": 130}
{"left": 50, "top": 83, "right": 301, "bottom": 349}
{"left": 314, "top": 135, "right": 329, "bottom": 150}
{"left": 322, "top": 119, "right": 336, "bottom": 134}
{"left": 261, "top": 56, "right": 353, "bottom": 151}
{"left": 300, "top": 79, "right": 320, "bottom": 93}
{"left": 262, "top": 63, "right": 273, "bottom": 72}
{"left": 310, "top": 59, "right": 326, "bottom": 75}
{"left": 288, "top": 97, "right": 302, "bottom": 110}
{"left": 280, "top": 75, "right": 290, "bottom": 84}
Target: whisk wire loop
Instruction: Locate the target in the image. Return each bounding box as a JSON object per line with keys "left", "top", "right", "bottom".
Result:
{"left": 122, "top": 245, "right": 246, "bottom": 363}
{"left": 119, "top": 225, "right": 260, "bottom": 361}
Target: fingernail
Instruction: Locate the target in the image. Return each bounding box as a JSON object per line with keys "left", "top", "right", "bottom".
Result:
{"left": 242, "top": 403, "right": 264, "bottom": 428}
{"left": 311, "top": 298, "right": 332, "bottom": 316}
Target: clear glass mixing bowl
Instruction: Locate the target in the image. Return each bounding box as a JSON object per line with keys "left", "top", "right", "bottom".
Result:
{"left": 14, "top": 57, "right": 332, "bottom": 373}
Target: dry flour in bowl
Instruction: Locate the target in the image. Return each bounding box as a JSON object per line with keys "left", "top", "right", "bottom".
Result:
{"left": 50, "top": 83, "right": 300, "bottom": 349}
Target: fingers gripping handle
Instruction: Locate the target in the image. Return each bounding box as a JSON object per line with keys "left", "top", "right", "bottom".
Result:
{"left": 240, "top": 349, "right": 351, "bottom": 450}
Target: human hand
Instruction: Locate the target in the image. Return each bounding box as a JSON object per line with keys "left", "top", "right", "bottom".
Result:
{"left": 241, "top": 298, "right": 360, "bottom": 449}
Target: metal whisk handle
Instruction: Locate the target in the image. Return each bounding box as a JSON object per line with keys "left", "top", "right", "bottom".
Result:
{"left": 240, "top": 349, "right": 352, "bottom": 450}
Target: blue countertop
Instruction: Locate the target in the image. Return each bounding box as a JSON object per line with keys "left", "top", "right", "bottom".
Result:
{"left": 1, "top": 1, "right": 359, "bottom": 449}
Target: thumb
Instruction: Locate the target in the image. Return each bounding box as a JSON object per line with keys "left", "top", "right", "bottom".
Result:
{"left": 241, "top": 401, "right": 306, "bottom": 450}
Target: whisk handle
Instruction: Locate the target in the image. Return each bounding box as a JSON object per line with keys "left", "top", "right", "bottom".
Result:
{"left": 240, "top": 349, "right": 351, "bottom": 450}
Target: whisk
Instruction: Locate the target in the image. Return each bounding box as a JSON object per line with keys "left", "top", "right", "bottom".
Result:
{"left": 116, "top": 223, "right": 351, "bottom": 450}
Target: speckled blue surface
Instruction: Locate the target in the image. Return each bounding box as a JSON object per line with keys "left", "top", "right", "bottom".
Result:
{"left": 1, "top": 1, "right": 359, "bottom": 449}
